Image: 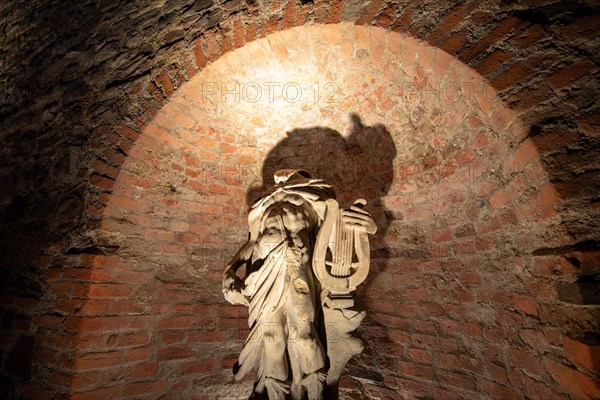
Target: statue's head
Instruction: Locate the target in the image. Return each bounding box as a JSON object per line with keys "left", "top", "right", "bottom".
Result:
{"left": 247, "top": 169, "right": 335, "bottom": 244}
{"left": 273, "top": 169, "right": 313, "bottom": 185}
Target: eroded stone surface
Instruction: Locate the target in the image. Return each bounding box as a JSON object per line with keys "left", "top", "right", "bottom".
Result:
{"left": 223, "top": 170, "right": 376, "bottom": 399}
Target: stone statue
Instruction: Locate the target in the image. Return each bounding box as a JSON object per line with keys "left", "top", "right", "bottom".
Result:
{"left": 223, "top": 169, "right": 377, "bottom": 400}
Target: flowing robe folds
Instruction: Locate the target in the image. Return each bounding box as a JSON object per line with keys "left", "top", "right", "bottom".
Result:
{"left": 223, "top": 169, "right": 375, "bottom": 400}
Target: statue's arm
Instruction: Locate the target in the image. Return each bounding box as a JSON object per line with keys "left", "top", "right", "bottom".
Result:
{"left": 222, "top": 240, "right": 254, "bottom": 306}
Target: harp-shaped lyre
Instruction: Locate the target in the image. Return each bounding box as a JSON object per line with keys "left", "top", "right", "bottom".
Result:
{"left": 313, "top": 198, "right": 371, "bottom": 308}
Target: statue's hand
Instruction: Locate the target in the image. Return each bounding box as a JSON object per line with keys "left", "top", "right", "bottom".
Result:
{"left": 222, "top": 240, "right": 255, "bottom": 306}
{"left": 342, "top": 205, "right": 377, "bottom": 235}
{"left": 223, "top": 270, "right": 249, "bottom": 306}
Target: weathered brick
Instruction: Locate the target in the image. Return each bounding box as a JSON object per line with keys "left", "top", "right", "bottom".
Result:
{"left": 123, "top": 379, "right": 167, "bottom": 396}
{"left": 2, "top": 16, "right": 594, "bottom": 400}
{"left": 438, "top": 369, "right": 477, "bottom": 392}
{"left": 563, "top": 337, "right": 599, "bottom": 372}
{"left": 547, "top": 60, "right": 594, "bottom": 89}
{"left": 475, "top": 49, "right": 515, "bottom": 76}
{"left": 427, "top": 1, "right": 484, "bottom": 45}
{"left": 544, "top": 357, "right": 600, "bottom": 399}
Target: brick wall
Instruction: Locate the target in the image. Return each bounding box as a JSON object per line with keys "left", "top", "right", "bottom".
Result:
{"left": 0, "top": 1, "right": 598, "bottom": 399}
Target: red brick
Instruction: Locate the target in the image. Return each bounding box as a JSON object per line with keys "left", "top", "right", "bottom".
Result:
{"left": 475, "top": 49, "right": 515, "bottom": 76}
{"left": 432, "top": 228, "right": 452, "bottom": 242}
{"left": 526, "top": 278, "right": 557, "bottom": 301}
{"left": 563, "top": 337, "right": 599, "bottom": 372}
{"left": 455, "top": 149, "right": 475, "bottom": 166}
{"left": 193, "top": 38, "right": 208, "bottom": 69}
{"left": 509, "top": 348, "right": 542, "bottom": 376}
{"left": 544, "top": 357, "right": 600, "bottom": 399}
{"left": 514, "top": 294, "right": 538, "bottom": 316}
{"left": 180, "top": 359, "right": 221, "bottom": 374}
{"left": 496, "top": 308, "right": 524, "bottom": 325}
{"left": 76, "top": 315, "right": 151, "bottom": 333}
{"left": 439, "top": 28, "right": 468, "bottom": 54}
{"left": 159, "top": 316, "right": 198, "bottom": 329}
{"left": 439, "top": 319, "right": 460, "bottom": 335}
{"left": 245, "top": 20, "right": 257, "bottom": 42}
{"left": 161, "top": 331, "right": 186, "bottom": 345}
{"left": 405, "top": 288, "right": 428, "bottom": 302}
{"left": 418, "top": 302, "right": 445, "bottom": 317}
{"left": 464, "top": 322, "right": 484, "bottom": 338}
{"left": 559, "top": 14, "right": 600, "bottom": 39}
{"left": 106, "top": 194, "right": 147, "bottom": 212}
{"left": 459, "top": 270, "right": 480, "bottom": 285}
{"left": 173, "top": 112, "right": 195, "bottom": 131}
{"left": 413, "top": 320, "right": 436, "bottom": 334}
{"left": 375, "top": 6, "right": 394, "bottom": 27}
{"left": 397, "top": 360, "right": 434, "bottom": 381}
{"left": 220, "top": 29, "right": 233, "bottom": 54}
{"left": 21, "top": 387, "right": 55, "bottom": 400}
{"left": 491, "top": 61, "right": 535, "bottom": 92}
{"left": 511, "top": 24, "right": 544, "bottom": 47}
{"left": 74, "top": 351, "right": 123, "bottom": 370}
{"left": 32, "top": 345, "right": 60, "bottom": 365}
{"left": 70, "top": 370, "right": 106, "bottom": 391}
{"left": 279, "top": 0, "right": 294, "bottom": 29}
{"left": 438, "top": 369, "right": 477, "bottom": 391}
{"left": 476, "top": 216, "right": 502, "bottom": 234}
{"left": 519, "top": 329, "right": 547, "bottom": 352}
{"left": 356, "top": 0, "right": 384, "bottom": 26}
{"left": 408, "top": 348, "right": 434, "bottom": 365}
{"left": 265, "top": 14, "right": 280, "bottom": 35}
{"left": 459, "top": 16, "right": 522, "bottom": 63}
{"left": 427, "top": 1, "right": 483, "bottom": 45}
{"left": 123, "top": 379, "right": 167, "bottom": 396}
{"left": 432, "top": 387, "right": 468, "bottom": 400}
{"left": 484, "top": 361, "right": 509, "bottom": 385}
{"left": 126, "top": 346, "right": 149, "bottom": 362}
{"left": 523, "top": 375, "right": 555, "bottom": 399}
{"left": 146, "top": 80, "right": 165, "bottom": 106}
{"left": 481, "top": 379, "right": 523, "bottom": 400}
{"left": 90, "top": 173, "right": 114, "bottom": 190}
{"left": 134, "top": 362, "right": 159, "bottom": 378}
{"left": 71, "top": 385, "right": 122, "bottom": 400}
{"left": 230, "top": 14, "right": 245, "bottom": 49}
{"left": 203, "top": 30, "right": 221, "bottom": 62}
{"left": 87, "top": 283, "right": 133, "bottom": 299}
{"left": 369, "top": 28, "right": 386, "bottom": 68}
{"left": 531, "top": 127, "right": 579, "bottom": 154}
{"left": 506, "top": 138, "right": 538, "bottom": 173}
{"left": 532, "top": 183, "right": 559, "bottom": 213}
{"left": 189, "top": 330, "right": 227, "bottom": 342}
{"left": 157, "top": 346, "right": 193, "bottom": 360}
{"left": 157, "top": 70, "right": 174, "bottom": 97}
{"left": 308, "top": 1, "right": 329, "bottom": 23}
{"left": 548, "top": 60, "right": 594, "bottom": 89}
{"left": 114, "top": 333, "right": 151, "bottom": 347}
{"left": 489, "top": 188, "right": 508, "bottom": 209}
{"left": 438, "top": 353, "right": 461, "bottom": 370}
{"left": 92, "top": 158, "right": 119, "bottom": 179}
{"left": 154, "top": 243, "right": 186, "bottom": 254}
{"left": 545, "top": 330, "right": 563, "bottom": 346}
{"left": 392, "top": 3, "right": 415, "bottom": 33}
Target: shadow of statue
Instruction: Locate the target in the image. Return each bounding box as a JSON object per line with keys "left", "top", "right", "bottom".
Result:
{"left": 247, "top": 114, "right": 397, "bottom": 251}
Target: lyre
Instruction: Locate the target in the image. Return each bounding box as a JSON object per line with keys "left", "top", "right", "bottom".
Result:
{"left": 313, "top": 198, "right": 371, "bottom": 308}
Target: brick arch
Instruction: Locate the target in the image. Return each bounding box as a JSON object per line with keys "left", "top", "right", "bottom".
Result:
{"left": 27, "top": 22, "right": 598, "bottom": 399}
